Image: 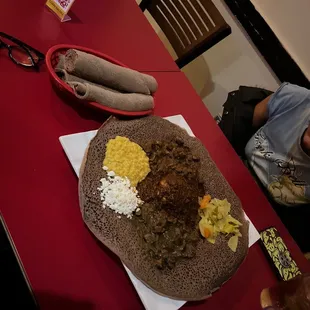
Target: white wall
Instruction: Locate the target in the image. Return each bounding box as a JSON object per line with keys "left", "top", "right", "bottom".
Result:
{"left": 251, "top": 0, "right": 310, "bottom": 81}
{"left": 200, "top": 0, "right": 280, "bottom": 116}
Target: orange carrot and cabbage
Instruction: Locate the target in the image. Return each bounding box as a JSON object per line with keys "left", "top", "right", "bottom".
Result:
{"left": 198, "top": 195, "right": 242, "bottom": 252}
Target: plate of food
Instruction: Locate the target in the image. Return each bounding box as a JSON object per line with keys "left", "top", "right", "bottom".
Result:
{"left": 60, "top": 115, "right": 259, "bottom": 309}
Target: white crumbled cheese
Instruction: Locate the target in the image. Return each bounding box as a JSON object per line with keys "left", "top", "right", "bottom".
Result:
{"left": 103, "top": 166, "right": 109, "bottom": 171}
{"left": 97, "top": 171, "right": 142, "bottom": 218}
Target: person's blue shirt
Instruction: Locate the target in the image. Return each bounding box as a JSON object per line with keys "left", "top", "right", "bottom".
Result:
{"left": 245, "top": 83, "right": 310, "bottom": 206}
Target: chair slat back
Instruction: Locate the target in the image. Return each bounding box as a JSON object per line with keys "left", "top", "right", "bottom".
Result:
{"left": 143, "top": 0, "right": 231, "bottom": 67}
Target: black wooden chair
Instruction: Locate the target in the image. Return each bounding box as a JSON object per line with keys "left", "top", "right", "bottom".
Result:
{"left": 140, "top": 0, "right": 231, "bottom": 68}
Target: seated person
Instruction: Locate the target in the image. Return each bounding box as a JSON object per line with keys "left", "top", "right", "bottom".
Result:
{"left": 246, "top": 83, "right": 310, "bottom": 206}
{"left": 220, "top": 83, "right": 310, "bottom": 252}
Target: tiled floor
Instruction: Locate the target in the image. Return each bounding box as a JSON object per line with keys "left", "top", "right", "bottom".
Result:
{"left": 136, "top": 0, "right": 280, "bottom": 116}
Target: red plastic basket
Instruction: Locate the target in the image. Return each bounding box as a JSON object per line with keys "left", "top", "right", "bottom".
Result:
{"left": 46, "top": 44, "right": 154, "bottom": 116}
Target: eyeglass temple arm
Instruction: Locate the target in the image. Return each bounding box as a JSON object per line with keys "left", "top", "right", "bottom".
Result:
{"left": 0, "top": 32, "right": 45, "bottom": 59}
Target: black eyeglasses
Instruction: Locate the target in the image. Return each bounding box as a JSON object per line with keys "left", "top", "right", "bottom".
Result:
{"left": 0, "top": 32, "right": 45, "bottom": 70}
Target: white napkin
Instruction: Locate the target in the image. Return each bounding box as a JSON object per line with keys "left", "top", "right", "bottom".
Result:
{"left": 59, "top": 115, "right": 260, "bottom": 310}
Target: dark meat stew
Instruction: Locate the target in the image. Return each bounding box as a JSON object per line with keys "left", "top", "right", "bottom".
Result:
{"left": 134, "top": 139, "right": 204, "bottom": 269}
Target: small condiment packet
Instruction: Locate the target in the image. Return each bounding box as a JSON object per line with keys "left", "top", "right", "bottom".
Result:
{"left": 59, "top": 115, "right": 261, "bottom": 310}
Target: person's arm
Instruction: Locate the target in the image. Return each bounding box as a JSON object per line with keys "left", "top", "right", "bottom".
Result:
{"left": 253, "top": 83, "right": 309, "bottom": 129}
{"left": 252, "top": 95, "right": 272, "bottom": 128}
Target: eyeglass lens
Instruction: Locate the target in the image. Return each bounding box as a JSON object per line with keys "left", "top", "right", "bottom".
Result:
{"left": 10, "top": 45, "right": 39, "bottom": 66}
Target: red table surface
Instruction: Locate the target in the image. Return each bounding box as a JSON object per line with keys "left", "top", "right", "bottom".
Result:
{"left": 0, "top": 0, "right": 178, "bottom": 72}
{"left": 0, "top": 64, "right": 309, "bottom": 309}
{"left": 0, "top": 0, "right": 309, "bottom": 308}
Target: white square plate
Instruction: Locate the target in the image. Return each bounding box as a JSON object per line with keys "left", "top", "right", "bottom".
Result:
{"left": 59, "top": 115, "right": 260, "bottom": 310}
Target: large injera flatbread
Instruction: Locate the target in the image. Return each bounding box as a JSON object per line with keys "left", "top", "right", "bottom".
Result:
{"left": 79, "top": 116, "right": 249, "bottom": 301}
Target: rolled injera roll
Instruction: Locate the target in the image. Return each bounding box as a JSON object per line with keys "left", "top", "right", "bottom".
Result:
{"left": 55, "top": 68, "right": 87, "bottom": 84}
{"left": 56, "top": 68, "right": 120, "bottom": 95}
{"left": 64, "top": 49, "right": 158, "bottom": 95}
{"left": 69, "top": 81, "right": 154, "bottom": 112}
